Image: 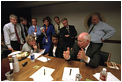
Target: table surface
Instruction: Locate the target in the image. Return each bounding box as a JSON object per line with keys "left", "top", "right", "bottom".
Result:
{"left": 13, "top": 55, "right": 121, "bottom": 81}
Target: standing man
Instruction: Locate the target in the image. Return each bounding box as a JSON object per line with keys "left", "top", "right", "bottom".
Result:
{"left": 28, "top": 18, "right": 41, "bottom": 40}
{"left": 3, "top": 14, "right": 24, "bottom": 51}
{"left": 63, "top": 32, "right": 102, "bottom": 68}
{"left": 88, "top": 13, "right": 116, "bottom": 47}
{"left": 19, "top": 17, "right": 28, "bottom": 43}
{"left": 54, "top": 16, "right": 64, "bottom": 35}
{"left": 60, "top": 18, "right": 77, "bottom": 49}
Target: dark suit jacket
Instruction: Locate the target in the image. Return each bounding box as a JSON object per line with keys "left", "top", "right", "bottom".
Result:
{"left": 70, "top": 42, "right": 102, "bottom": 68}
{"left": 60, "top": 25, "right": 77, "bottom": 48}
{"left": 48, "top": 43, "right": 64, "bottom": 58}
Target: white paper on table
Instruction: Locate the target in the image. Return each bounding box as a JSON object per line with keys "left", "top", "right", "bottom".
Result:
{"left": 8, "top": 51, "right": 22, "bottom": 56}
{"left": 30, "top": 66, "right": 55, "bottom": 81}
{"left": 32, "top": 75, "right": 54, "bottom": 81}
{"left": 28, "top": 49, "right": 46, "bottom": 59}
{"left": 36, "top": 56, "right": 51, "bottom": 62}
{"left": 62, "top": 67, "right": 80, "bottom": 81}
{"left": 93, "top": 72, "right": 120, "bottom": 81}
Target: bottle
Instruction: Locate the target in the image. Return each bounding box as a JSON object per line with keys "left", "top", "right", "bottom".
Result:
{"left": 30, "top": 50, "right": 35, "bottom": 62}
{"left": 100, "top": 68, "right": 107, "bottom": 81}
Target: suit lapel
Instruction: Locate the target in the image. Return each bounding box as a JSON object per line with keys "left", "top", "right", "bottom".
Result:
{"left": 86, "top": 43, "right": 92, "bottom": 57}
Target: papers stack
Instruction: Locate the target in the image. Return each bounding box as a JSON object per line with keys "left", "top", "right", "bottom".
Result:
{"left": 28, "top": 49, "right": 45, "bottom": 59}
{"left": 93, "top": 72, "right": 120, "bottom": 81}
{"left": 36, "top": 56, "right": 51, "bottom": 62}
{"left": 30, "top": 66, "right": 55, "bottom": 81}
{"left": 62, "top": 67, "right": 80, "bottom": 81}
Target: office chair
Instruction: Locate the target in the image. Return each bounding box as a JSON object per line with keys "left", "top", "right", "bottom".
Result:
{"left": 99, "top": 51, "right": 111, "bottom": 66}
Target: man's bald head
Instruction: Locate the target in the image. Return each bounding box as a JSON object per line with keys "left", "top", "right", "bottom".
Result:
{"left": 77, "top": 32, "right": 91, "bottom": 48}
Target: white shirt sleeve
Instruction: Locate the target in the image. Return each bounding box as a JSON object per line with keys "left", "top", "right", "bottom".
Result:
{"left": 85, "top": 57, "right": 90, "bottom": 63}
{"left": 3, "top": 25, "right": 11, "bottom": 48}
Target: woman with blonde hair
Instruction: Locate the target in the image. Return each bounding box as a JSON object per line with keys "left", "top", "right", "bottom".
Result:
{"left": 22, "top": 34, "right": 39, "bottom": 53}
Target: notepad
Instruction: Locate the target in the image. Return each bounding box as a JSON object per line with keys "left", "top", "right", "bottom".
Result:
{"left": 62, "top": 67, "right": 80, "bottom": 81}
{"left": 30, "top": 66, "right": 55, "bottom": 81}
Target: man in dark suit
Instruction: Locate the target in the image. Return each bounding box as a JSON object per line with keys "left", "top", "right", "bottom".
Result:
{"left": 63, "top": 32, "right": 102, "bottom": 68}
{"left": 60, "top": 18, "right": 77, "bottom": 49}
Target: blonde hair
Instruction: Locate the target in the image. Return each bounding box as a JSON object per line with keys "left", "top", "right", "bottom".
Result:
{"left": 26, "top": 34, "right": 35, "bottom": 43}
{"left": 9, "top": 14, "right": 18, "bottom": 20}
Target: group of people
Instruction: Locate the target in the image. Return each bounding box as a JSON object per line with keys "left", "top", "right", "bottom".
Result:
{"left": 2, "top": 12, "right": 116, "bottom": 68}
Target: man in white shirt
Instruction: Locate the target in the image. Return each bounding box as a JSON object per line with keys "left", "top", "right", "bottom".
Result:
{"left": 54, "top": 16, "right": 64, "bottom": 35}
{"left": 3, "top": 14, "right": 24, "bottom": 51}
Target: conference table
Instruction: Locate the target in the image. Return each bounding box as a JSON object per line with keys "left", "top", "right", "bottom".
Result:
{"left": 13, "top": 55, "right": 121, "bottom": 81}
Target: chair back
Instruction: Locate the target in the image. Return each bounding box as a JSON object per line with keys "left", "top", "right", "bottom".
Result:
{"left": 1, "top": 49, "right": 12, "bottom": 80}
{"left": 99, "top": 51, "right": 111, "bottom": 66}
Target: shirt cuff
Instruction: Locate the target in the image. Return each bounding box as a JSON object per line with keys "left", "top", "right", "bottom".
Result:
{"left": 68, "top": 55, "right": 70, "bottom": 60}
{"left": 85, "top": 56, "right": 90, "bottom": 63}
{"left": 7, "top": 45, "right": 12, "bottom": 48}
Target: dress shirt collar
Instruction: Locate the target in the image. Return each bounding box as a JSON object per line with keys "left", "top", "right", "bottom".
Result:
{"left": 33, "top": 25, "right": 37, "bottom": 28}
{"left": 95, "top": 21, "right": 102, "bottom": 26}
{"left": 85, "top": 43, "right": 90, "bottom": 51}
{"left": 10, "top": 22, "right": 16, "bottom": 26}
{"left": 65, "top": 25, "right": 69, "bottom": 28}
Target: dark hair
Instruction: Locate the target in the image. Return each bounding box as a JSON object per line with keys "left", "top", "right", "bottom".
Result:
{"left": 61, "top": 18, "right": 68, "bottom": 22}
{"left": 31, "top": 18, "right": 37, "bottom": 21}
{"left": 19, "top": 17, "right": 27, "bottom": 22}
{"left": 54, "top": 16, "right": 59, "bottom": 20}
{"left": 50, "top": 33, "right": 59, "bottom": 41}
{"left": 43, "top": 17, "right": 49, "bottom": 23}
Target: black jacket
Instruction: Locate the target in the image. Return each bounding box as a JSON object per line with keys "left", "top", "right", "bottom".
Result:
{"left": 70, "top": 42, "right": 102, "bottom": 68}
{"left": 48, "top": 43, "right": 64, "bottom": 58}
{"left": 60, "top": 25, "right": 77, "bottom": 48}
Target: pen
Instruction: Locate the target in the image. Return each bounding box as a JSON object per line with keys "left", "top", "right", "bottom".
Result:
{"left": 69, "top": 69, "right": 72, "bottom": 76}
{"left": 47, "top": 58, "right": 48, "bottom": 62}
{"left": 44, "top": 69, "right": 45, "bottom": 75}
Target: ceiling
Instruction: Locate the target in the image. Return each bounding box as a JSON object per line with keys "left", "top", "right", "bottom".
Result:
{"left": 1, "top": 1, "right": 73, "bottom": 9}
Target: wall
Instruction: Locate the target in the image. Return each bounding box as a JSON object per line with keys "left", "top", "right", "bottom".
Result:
{"left": 31, "top": 1, "right": 121, "bottom": 64}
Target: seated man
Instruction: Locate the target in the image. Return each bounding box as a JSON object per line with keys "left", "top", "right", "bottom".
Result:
{"left": 63, "top": 32, "right": 102, "bottom": 68}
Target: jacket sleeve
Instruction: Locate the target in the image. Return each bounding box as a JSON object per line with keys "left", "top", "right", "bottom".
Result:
{"left": 69, "top": 26, "right": 77, "bottom": 38}
{"left": 86, "top": 44, "right": 101, "bottom": 68}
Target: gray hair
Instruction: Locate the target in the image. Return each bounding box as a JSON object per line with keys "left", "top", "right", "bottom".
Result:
{"left": 92, "top": 12, "right": 100, "bottom": 18}
{"left": 84, "top": 33, "right": 91, "bottom": 41}
{"left": 61, "top": 18, "right": 68, "bottom": 22}
{"left": 26, "top": 34, "right": 35, "bottom": 43}
{"left": 9, "top": 14, "right": 18, "bottom": 20}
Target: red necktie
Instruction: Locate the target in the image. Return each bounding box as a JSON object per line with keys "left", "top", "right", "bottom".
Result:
{"left": 14, "top": 25, "right": 20, "bottom": 43}
{"left": 35, "top": 26, "right": 37, "bottom": 32}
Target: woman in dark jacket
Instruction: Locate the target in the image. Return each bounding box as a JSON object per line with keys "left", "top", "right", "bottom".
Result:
{"left": 45, "top": 33, "right": 64, "bottom": 58}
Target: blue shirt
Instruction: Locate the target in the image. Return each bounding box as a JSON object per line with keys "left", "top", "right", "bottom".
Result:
{"left": 28, "top": 25, "right": 41, "bottom": 38}
{"left": 88, "top": 21, "right": 116, "bottom": 43}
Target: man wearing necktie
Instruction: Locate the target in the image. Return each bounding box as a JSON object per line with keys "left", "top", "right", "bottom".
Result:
{"left": 3, "top": 14, "right": 24, "bottom": 51}
{"left": 28, "top": 18, "right": 41, "bottom": 40}
{"left": 19, "top": 17, "right": 28, "bottom": 43}
{"left": 63, "top": 32, "right": 102, "bottom": 68}
{"left": 60, "top": 18, "right": 77, "bottom": 49}
{"left": 88, "top": 12, "right": 116, "bottom": 47}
